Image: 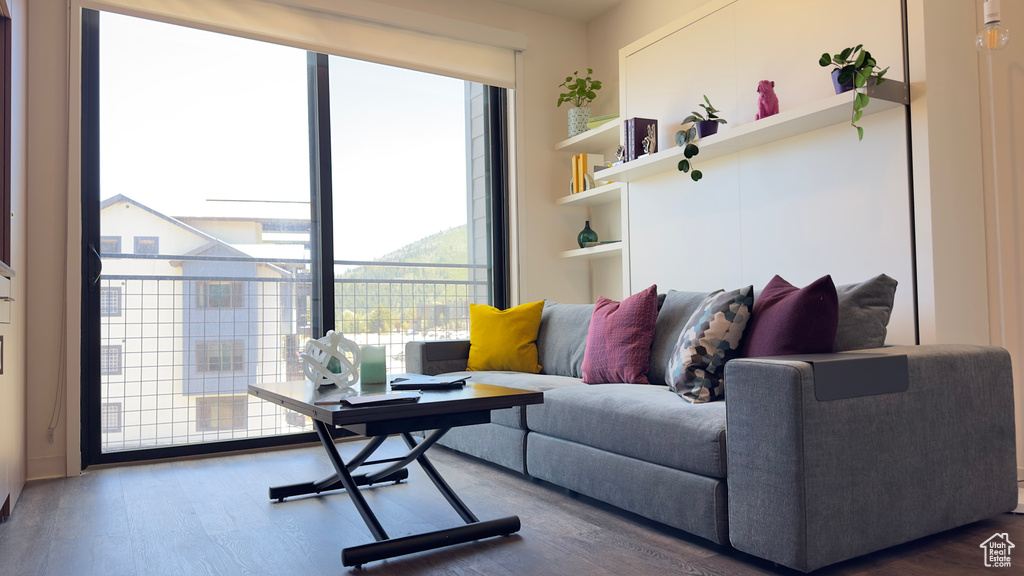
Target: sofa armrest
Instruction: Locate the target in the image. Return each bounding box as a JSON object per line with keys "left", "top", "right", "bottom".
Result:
{"left": 725, "top": 344, "right": 1017, "bottom": 573}
{"left": 405, "top": 339, "right": 470, "bottom": 375}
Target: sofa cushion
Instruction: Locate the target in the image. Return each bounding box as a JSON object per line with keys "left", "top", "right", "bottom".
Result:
{"left": 526, "top": 384, "right": 728, "bottom": 479}
{"left": 537, "top": 302, "right": 593, "bottom": 378}
{"left": 741, "top": 275, "right": 839, "bottom": 357}
{"left": 667, "top": 285, "right": 754, "bottom": 403}
{"left": 467, "top": 300, "right": 544, "bottom": 373}
{"left": 582, "top": 285, "right": 659, "bottom": 384}
{"left": 835, "top": 274, "right": 898, "bottom": 351}
{"left": 440, "top": 370, "right": 584, "bottom": 428}
{"left": 648, "top": 290, "right": 710, "bottom": 385}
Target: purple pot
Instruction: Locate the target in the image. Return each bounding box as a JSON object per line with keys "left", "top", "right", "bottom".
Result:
{"left": 696, "top": 120, "right": 719, "bottom": 139}
{"left": 831, "top": 69, "right": 854, "bottom": 94}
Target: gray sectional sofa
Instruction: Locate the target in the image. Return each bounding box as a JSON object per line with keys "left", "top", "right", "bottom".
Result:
{"left": 405, "top": 290, "right": 1017, "bottom": 573}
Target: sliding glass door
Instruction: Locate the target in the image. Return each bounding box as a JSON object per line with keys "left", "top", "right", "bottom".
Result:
{"left": 326, "top": 56, "right": 490, "bottom": 374}
{"left": 81, "top": 10, "right": 507, "bottom": 465}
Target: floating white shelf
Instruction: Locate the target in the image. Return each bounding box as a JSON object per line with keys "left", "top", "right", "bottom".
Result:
{"left": 597, "top": 83, "right": 908, "bottom": 183}
{"left": 555, "top": 181, "right": 624, "bottom": 207}
{"left": 559, "top": 242, "right": 623, "bottom": 260}
{"left": 554, "top": 119, "right": 621, "bottom": 154}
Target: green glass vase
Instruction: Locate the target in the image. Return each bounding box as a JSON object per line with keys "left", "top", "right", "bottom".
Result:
{"left": 577, "top": 221, "right": 599, "bottom": 248}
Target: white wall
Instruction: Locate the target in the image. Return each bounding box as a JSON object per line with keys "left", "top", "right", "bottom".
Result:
{"left": 25, "top": 0, "right": 71, "bottom": 480}
{"left": 975, "top": 0, "right": 1024, "bottom": 479}
{"left": 593, "top": 0, "right": 916, "bottom": 345}
{"left": 587, "top": 0, "right": 711, "bottom": 119}
{"left": 0, "top": 0, "right": 29, "bottom": 512}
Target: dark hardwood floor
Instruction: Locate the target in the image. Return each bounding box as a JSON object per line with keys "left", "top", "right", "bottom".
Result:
{"left": 0, "top": 438, "right": 1020, "bottom": 575}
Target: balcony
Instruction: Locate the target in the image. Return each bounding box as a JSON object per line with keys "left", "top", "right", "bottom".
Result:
{"left": 97, "top": 254, "right": 487, "bottom": 453}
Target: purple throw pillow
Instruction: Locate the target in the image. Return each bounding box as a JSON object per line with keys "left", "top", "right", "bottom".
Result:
{"left": 581, "top": 285, "right": 659, "bottom": 384}
{"left": 741, "top": 275, "right": 839, "bottom": 357}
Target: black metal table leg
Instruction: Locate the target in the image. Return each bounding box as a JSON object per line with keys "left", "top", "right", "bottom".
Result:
{"left": 400, "top": 431, "right": 478, "bottom": 523}
{"left": 313, "top": 420, "right": 389, "bottom": 542}
{"left": 272, "top": 423, "right": 522, "bottom": 566}
{"left": 341, "top": 516, "right": 521, "bottom": 567}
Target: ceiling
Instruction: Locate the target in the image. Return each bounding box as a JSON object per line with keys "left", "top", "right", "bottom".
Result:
{"left": 491, "top": 0, "right": 625, "bottom": 22}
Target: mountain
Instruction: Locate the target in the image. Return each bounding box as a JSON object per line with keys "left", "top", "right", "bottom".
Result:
{"left": 338, "top": 224, "right": 469, "bottom": 281}
{"left": 333, "top": 224, "right": 476, "bottom": 333}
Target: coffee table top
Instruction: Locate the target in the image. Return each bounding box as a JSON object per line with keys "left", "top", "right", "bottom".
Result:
{"left": 249, "top": 379, "right": 543, "bottom": 428}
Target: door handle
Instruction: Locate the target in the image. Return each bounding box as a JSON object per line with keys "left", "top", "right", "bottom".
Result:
{"left": 88, "top": 245, "right": 103, "bottom": 287}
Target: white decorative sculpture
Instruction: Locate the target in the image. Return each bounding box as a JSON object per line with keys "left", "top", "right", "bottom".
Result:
{"left": 301, "top": 331, "right": 362, "bottom": 389}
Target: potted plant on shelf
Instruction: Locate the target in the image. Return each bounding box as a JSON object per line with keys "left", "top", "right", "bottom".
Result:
{"left": 674, "top": 95, "right": 727, "bottom": 182}
{"left": 681, "top": 95, "right": 727, "bottom": 139}
{"left": 819, "top": 45, "right": 889, "bottom": 140}
{"left": 557, "top": 68, "right": 602, "bottom": 138}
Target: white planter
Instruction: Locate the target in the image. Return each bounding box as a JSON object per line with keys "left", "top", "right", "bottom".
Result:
{"left": 568, "top": 107, "right": 592, "bottom": 137}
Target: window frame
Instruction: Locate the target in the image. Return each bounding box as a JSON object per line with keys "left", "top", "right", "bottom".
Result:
{"left": 79, "top": 9, "right": 510, "bottom": 467}
{"left": 0, "top": 13, "right": 10, "bottom": 266}
{"left": 195, "top": 280, "right": 245, "bottom": 309}
{"left": 100, "top": 345, "right": 122, "bottom": 375}
{"left": 100, "top": 402, "right": 122, "bottom": 433}
{"left": 133, "top": 236, "right": 158, "bottom": 255}
{"left": 195, "top": 340, "right": 245, "bottom": 374}
{"left": 195, "top": 395, "right": 248, "bottom": 431}
{"left": 100, "top": 236, "right": 121, "bottom": 254}
{"left": 100, "top": 286, "right": 122, "bottom": 316}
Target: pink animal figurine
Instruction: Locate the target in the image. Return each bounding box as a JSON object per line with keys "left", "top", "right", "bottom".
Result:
{"left": 756, "top": 80, "right": 779, "bottom": 120}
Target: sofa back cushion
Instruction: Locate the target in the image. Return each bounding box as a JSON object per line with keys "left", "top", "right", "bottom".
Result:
{"left": 648, "top": 290, "right": 710, "bottom": 385}
{"left": 834, "top": 274, "right": 898, "bottom": 351}
{"left": 537, "top": 301, "right": 593, "bottom": 378}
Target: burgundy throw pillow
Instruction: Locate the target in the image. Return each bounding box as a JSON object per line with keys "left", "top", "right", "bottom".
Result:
{"left": 581, "top": 285, "right": 659, "bottom": 384}
{"left": 741, "top": 275, "right": 839, "bottom": 357}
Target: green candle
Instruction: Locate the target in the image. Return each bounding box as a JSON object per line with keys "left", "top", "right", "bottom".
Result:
{"left": 360, "top": 345, "right": 386, "bottom": 385}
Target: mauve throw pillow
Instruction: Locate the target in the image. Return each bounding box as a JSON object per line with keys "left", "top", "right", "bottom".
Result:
{"left": 581, "top": 285, "right": 659, "bottom": 384}
{"left": 741, "top": 275, "right": 839, "bottom": 357}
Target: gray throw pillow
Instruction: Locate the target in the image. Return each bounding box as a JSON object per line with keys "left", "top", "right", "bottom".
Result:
{"left": 834, "top": 274, "right": 898, "bottom": 351}
{"left": 537, "top": 301, "right": 593, "bottom": 378}
{"left": 648, "top": 290, "right": 709, "bottom": 385}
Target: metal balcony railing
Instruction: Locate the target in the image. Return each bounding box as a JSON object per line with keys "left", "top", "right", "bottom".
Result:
{"left": 96, "top": 254, "right": 488, "bottom": 453}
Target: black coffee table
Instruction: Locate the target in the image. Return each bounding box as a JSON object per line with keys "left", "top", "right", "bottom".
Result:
{"left": 248, "top": 379, "right": 543, "bottom": 567}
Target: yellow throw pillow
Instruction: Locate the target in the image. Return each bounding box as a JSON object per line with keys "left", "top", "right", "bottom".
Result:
{"left": 467, "top": 301, "right": 545, "bottom": 373}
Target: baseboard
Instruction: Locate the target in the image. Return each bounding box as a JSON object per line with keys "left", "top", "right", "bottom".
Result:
{"left": 26, "top": 455, "right": 67, "bottom": 480}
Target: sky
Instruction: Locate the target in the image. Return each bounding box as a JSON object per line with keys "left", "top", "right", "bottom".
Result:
{"left": 98, "top": 11, "right": 469, "bottom": 263}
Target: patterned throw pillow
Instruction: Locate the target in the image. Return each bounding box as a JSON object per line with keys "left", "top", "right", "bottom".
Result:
{"left": 666, "top": 286, "right": 754, "bottom": 403}
{"left": 740, "top": 275, "right": 839, "bottom": 357}
{"left": 581, "top": 285, "right": 659, "bottom": 384}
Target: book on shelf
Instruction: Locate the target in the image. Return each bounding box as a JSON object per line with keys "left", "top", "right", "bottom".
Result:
{"left": 571, "top": 154, "right": 579, "bottom": 194}
{"left": 583, "top": 240, "right": 620, "bottom": 248}
{"left": 587, "top": 114, "right": 618, "bottom": 129}
{"left": 570, "top": 153, "right": 605, "bottom": 194}
{"left": 624, "top": 118, "right": 657, "bottom": 162}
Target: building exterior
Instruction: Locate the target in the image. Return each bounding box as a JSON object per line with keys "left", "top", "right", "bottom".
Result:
{"left": 98, "top": 195, "right": 312, "bottom": 452}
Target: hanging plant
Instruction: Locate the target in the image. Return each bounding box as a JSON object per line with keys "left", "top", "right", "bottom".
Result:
{"left": 819, "top": 45, "right": 889, "bottom": 140}
{"left": 675, "top": 95, "right": 727, "bottom": 182}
